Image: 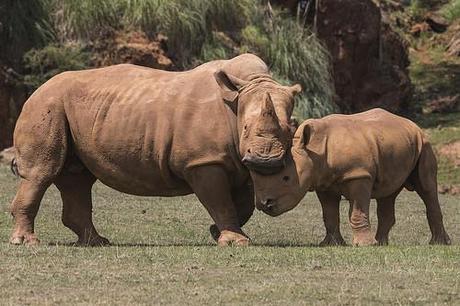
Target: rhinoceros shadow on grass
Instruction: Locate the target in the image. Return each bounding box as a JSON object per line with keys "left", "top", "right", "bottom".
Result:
{"left": 8, "top": 53, "right": 302, "bottom": 247}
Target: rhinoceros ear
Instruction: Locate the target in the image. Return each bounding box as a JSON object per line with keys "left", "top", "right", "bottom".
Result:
{"left": 214, "top": 70, "right": 248, "bottom": 112}
{"left": 288, "top": 84, "right": 302, "bottom": 97}
{"left": 295, "top": 123, "right": 312, "bottom": 150}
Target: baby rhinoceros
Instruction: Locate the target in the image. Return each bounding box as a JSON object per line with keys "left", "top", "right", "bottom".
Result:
{"left": 251, "top": 108, "right": 451, "bottom": 246}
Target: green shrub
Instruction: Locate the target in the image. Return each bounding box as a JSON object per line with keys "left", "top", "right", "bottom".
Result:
{"left": 242, "top": 14, "right": 336, "bottom": 119}
{"left": 26, "top": 0, "right": 336, "bottom": 119}
{"left": 23, "top": 44, "right": 90, "bottom": 92}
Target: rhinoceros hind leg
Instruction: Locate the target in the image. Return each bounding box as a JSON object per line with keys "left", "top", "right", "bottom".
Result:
{"left": 317, "top": 191, "right": 346, "bottom": 246}
{"left": 412, "top": 144, "right": 451, "bottom": 245}
{"left": 375, "top": 190, "right": 400, "bottom": 246}
{"left": 54, "top": 168, "right": 110, "bottom": 247}
{"left": 186, "top": 165, "right": 249, "bottom": 246}
{"left": 10, "top": 179, "right": 50, "bottom": 246}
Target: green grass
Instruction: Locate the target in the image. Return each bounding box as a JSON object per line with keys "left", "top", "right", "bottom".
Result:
{"left": 441, "top": 0, "right": 460, "bottom": 22}
{"left": 0, "top": 166, "right": 459, "bottom": 305}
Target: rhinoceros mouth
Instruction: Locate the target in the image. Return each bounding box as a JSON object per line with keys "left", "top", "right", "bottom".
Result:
{"left": 242, "top": 153, "right": 286, "bottom": 175}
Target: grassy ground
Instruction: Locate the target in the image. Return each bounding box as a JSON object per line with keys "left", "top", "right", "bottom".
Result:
{"left": 0, "top": 166, "right": 459, "bottom": 305}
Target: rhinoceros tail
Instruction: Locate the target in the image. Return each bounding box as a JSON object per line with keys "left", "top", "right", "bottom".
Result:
{"left": 11, "top": 158, "right": 19, "bottom": 177}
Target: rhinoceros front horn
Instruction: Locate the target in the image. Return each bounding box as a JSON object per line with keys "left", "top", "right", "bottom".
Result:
{"left": 242, "top": 93, "right": 286, "bottom": 175}
{"left": 259, "top": 93, "right": 281, "bottom": 130}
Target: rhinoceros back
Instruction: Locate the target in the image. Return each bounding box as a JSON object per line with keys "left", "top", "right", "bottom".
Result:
{"left": 304, "top": 108, "right": 425, "bottom": 198}
{"left": 16, "top": 55, "right": 267, "bottom": 196}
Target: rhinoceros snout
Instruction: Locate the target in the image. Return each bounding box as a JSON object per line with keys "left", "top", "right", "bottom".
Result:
{"left": 242, "top": 153, "right": 285, "bottom": 175}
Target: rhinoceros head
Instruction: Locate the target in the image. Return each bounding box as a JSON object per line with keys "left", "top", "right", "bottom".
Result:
{"left": 249, "top": 123, "right": 316, "bottom": 216}
{"left": 214, "top": 70, "right": 301, "bottom": 175}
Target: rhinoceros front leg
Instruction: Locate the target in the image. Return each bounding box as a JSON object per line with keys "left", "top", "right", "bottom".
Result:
{"left": 185, "top": 165, "right": 250, "bottom": 246}
{"left": 316, "top": 191, "right": 346, "bottom": 246}
{"left": 209, "top": 183, "right": 255, "bottom": 242}
{"left": 54, "top": 169, "right": 109, "bottom": 246}
{"left": 344, "top": 179, "right": 377, "bottom": 247}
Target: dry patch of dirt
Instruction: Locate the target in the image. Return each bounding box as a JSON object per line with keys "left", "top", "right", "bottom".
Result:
{"left": 437, "top": 140, "right": 460, "bottom": 195}
{"left": 438, "top": 140, "right": 460, "bottom": 166}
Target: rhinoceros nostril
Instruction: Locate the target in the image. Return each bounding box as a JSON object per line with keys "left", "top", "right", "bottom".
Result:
{"left": 261, "top": 199, "right": 274, "bottom": 208}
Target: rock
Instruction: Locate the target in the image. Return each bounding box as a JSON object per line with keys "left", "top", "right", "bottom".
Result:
{"left": 92, "top": 31, "right": 173, "bottom": 70}
{"left": 438, "top": 184, "right": 460, "bottom": 196}
{"left": 0, "top": 146, "right": 15, "bottom": 165}
{"left": 315, "top": 0, "right": 412, "bottom": 113}
{"left": 425, "top": 95, "right": 460, "bottom": 113}
{"left": 410, "top": 22, "right": 431, "bottom": 37}
{"left": 447, "top": 30, "right": 460, "bottom": 56}
{"left": 425, "top": 13, "right": 449, "bottom": 33}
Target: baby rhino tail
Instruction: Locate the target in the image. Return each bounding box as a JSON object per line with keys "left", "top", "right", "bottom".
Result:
{"left": 11, "top": 158, "right": 19, "bottom": 177}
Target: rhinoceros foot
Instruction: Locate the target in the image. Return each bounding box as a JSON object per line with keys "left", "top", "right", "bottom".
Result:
{"left": 429, "top": 233, "right": 451, "bottom": 245}
{"left": 10, "top": 233, "right": 40, "bottom": 246}
{"left": 209, "top": 224, "right": 220, "bottom": 242}
{"left": 76, "top": 235, "right": 111, "bottom": 247}
{"left": 352, "top": 231, "right": 378, "bottom": 247}
{"left": 319, "top": 234, "right": 346, "bottom": 247}
{"left": 217, "top": 230, "right": 250, "bottom": 246}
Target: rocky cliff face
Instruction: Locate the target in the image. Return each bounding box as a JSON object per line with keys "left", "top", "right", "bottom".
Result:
{"left": 274, "top": 0, "right": 413, "bottom": 113}
{"left": 315, "top": 0, "right": 412, "bottom": 113}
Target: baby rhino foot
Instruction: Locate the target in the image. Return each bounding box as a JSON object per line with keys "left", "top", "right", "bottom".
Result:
{"left": 352, "top": 231, "right": 377, "bottom": 247}
{"left": 429, "top": 233, "right": 451, "bottom": 245}
{"left": 209, "top": 224, "right": 220, "bottom": 242}
{"left": 217, "top": 230, "right": 250, "bottom": 246}
{"left": 319, "top": 234, "right": 346, "bottom": 246}
{"left": 10, "top": 233, "right": 40, "bottom": 246}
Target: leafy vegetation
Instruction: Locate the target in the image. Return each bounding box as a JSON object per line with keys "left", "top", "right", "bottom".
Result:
{"left": 23, "top": 44, "right": 90, "bottom": 93}
{"left": 16, "top": 0, "right": 335, "bottom": 119}
{"left": 441, "top": 0, "right": 460, "bottom": 21}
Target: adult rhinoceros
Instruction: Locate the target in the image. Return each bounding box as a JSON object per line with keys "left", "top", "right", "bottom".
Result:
{"left": 9, "top": 54, "right": 301, "bottom": 246}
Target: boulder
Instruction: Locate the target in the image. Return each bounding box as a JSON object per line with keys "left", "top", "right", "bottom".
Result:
{"left": 315, "top": 0, "right": 412, "bottom": 113}
{"left": 91, "top": 31, "right": 173, "bottom": 70}
{"left": 425, "top": 13, "right": 449, "bottom": 33}
{"left": 447, "top": 29, "right": 460, "bottom": 56}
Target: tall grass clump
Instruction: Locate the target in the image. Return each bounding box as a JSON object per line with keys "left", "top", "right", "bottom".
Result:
{"left": 0, "top": 0, "right": 54, "bottom": 61}
{"left": 124, "top": 0, "right": 255, "bottom": 66}
{"left": 52, "top": 0, "right": 123, "bottom": 40}
{"left": 23, "top": 44, "right": 90, "bottom": 92}
{"left": 242, "top": 13, "right": 336, "bottom": 119}
{"left": 441, "top": 0, "right": 460, "bottom": 22}
{"left": 27, "top": 0, "right": 336, "bottom": 118}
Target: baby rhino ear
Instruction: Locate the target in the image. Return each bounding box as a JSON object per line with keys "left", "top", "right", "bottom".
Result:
{"left": 294, "top": 123, "right": 312, "bottom": 150}
{"left": 289, "top": 84, "right": 302, "bottom": 97}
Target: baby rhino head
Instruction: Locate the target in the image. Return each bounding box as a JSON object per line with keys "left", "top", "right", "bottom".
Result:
{"left": 250, "top": 123, "right": 314, "bottom": 216}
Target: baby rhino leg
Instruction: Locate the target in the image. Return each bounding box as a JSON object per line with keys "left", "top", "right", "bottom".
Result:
{"left": 316, "top": 191, "right": 345, "bottom": 246}
{"left": 344, "top": 179, "right": 377, "bottom": 246}
{"left": 375, "top": 191, "right": 399, "bottom": 245}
